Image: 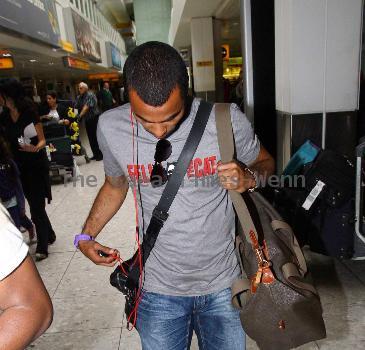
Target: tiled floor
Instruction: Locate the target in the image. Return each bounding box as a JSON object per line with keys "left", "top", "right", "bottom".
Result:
{"left": 25, "top": 135, "right": 365, "bottom": 350}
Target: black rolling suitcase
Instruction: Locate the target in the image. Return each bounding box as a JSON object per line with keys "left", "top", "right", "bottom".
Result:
{"left": 274, "top": 149, "right": 356, "bottom": 259}
{"left": 43, "top": 122, "right": 75, "bottom": 178}
{"left": 303, "top": 150, "right": 355, "bottom": 259}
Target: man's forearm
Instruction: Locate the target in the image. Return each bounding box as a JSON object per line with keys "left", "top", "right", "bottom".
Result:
{"left": 79, "top": 105, "right": 89, "bottom": 118}
{"left": 248, "top": 146, "right": 275, "bottom": 186}
{"left": 82, "top": 177, "right": 129, "bottom": 237}
{"left": 251, "top": 158, "right": 275, "bottom": 181}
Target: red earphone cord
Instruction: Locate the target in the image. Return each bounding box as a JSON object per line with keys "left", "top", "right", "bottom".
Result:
{"left": 110, "top": 109, "right": 143, "bottom": 330}
{"left": 127, "top": 108, "right": 143, "bottom": 328}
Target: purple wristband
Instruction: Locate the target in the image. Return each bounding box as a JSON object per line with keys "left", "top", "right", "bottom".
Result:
{"left": 74, "top": 234, "right": 94, "bottom": 248}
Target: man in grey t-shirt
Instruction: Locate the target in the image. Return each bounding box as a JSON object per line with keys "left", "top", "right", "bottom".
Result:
{"left": 77, "top": 42, "right": 275, "bottom": 350}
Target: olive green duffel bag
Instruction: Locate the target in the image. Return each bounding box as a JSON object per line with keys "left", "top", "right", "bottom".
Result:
{"left": 216, "top": 104, "right": 326, "bottom": 350}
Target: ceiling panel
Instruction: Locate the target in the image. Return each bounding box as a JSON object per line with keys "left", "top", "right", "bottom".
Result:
{"left": 97, "top": 0, "right": 131, "bottom": 25}
{"left": 173, "top": 0, "right": 241, "bottom": 49}
{"left": 216, "top": 0, "right": 241, "bottom": 19}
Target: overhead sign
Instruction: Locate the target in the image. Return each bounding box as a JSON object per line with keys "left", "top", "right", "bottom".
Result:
{"left": 105, "top": 42, "right": 122, "bottom": 70}
{"left": 196, "top": 61, "right": 213, "bottom": 67}
{"left": 88, "top": 73, "right": 120, "bottom": 80}
{"left": 0, "top": 0, "right": 60, "bottom": 47}
{"left": 111, "top": 44, "right": 122, "bottom": 69}
{"left": 228, "top": 57, "right": 243, "bottom": 65}
{"left": 63, "top": 57, "right": 90, "bottom": 70}
{"left": 71, "top": 10, "right": 101, "bottom": 63}
{"left": 0, "top": 50, "right": 13, "bottom": 58}
{"left": 60, "top": 40, "right": 75, "bottom": 53}
{"left": 0, "top": 50, "right": 14, "bottom": 69}
{"left": 0, "top": 58, "right": 14, "bottom": 69}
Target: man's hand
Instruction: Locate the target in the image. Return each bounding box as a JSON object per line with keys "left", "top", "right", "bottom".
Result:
{"left": 78, "top": 240, "right": 120, "bottom": 267}
{"left": 217, "top": 160, "right": 256, "bottom": 193}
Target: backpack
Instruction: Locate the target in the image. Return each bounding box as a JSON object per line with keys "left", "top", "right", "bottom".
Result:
{"left": 215, "top": 104, "right": 326, "bottom": 350}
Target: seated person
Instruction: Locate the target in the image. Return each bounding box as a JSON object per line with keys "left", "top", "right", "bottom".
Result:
{"left": 0, "top": 203, "right": 53, "bottom": 349}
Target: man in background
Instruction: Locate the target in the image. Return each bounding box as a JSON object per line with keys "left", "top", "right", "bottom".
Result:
{"left": 75, "top": 82, "right": 103, "bottom": 161}
{"left": 98, "top": 81, "right": 116, "bottom": 112}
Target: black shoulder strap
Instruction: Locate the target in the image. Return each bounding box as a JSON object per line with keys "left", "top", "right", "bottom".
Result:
{"left": 141, "top": 100, "right": 213, "bottom": 265}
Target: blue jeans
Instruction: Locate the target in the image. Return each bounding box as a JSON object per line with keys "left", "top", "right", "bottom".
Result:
{"left": 136, "top": 288, "right": 245, "bottom": 350}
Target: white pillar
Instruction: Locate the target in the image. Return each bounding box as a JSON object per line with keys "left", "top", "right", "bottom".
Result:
{"left": 240, "top": 0, "right": 255, "bottom": 124}
{"left": 275, "top": 0, "right": 363, "bottom": 170}
{"left": 191, "top": 17, "right": 216, "bottom": 99}
{"left": 276, "top": 0, "right": 362, "bottom": 115}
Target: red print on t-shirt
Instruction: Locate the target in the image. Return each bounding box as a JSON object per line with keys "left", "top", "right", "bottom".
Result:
{"left": 127, "top": 155, "right": 217, "bottom": 183}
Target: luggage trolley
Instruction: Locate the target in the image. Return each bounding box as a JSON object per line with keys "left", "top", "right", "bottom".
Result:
{"left": 43, "top": 121, "right": 76, "bottom": 180}
{"left": 354, "top": 139, "right": 365, "bottom": 259}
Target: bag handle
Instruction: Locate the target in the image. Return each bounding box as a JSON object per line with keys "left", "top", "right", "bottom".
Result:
{"left": 271, "top": 220, "right": 307, "bottom": 276}
{"left": 216, "top": 103, "right": 308, "bottom": 274}
{"left": 215, "top": 103, "right": 260, "bottom": 245}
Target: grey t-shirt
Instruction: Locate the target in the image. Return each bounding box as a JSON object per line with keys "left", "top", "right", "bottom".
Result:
{"left": 97, "top": 98, "right": 260, "bottom": 296}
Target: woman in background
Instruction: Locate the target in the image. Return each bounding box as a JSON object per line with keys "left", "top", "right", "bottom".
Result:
{"left": 43, "top": 90, "right": 90, "bottom": 163}
{"left": 0, "top": 78, "right": 55, "bottom": 261}
{"left": 0, "top": 131, "right": 35, "bottom": 241}
{"left": 41, "top": 91, "right": 69, "bottom": 125}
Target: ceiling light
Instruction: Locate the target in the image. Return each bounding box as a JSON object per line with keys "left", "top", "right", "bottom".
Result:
{"left": 29, "top": 59, "right": 37, "bottom": 62}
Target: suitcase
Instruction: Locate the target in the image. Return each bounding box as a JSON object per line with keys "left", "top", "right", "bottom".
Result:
{"left": 273, "top": 149, "right": 356, "bottom": 259}
{"left": 43, "top": 123, "right": 75, "bottom": 178}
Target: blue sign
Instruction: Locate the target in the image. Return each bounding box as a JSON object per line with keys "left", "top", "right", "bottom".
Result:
{"left": 111, "top": 43, "right": 122, "bottom": 69}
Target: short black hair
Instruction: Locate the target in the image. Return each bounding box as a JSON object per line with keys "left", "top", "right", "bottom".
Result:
{"left": 0, "top": 78, "right": 25, "bottom": 101}
{"left": 0, "top": 78, "right": 36, "bottom": 114}
{"left": 47, "top": 91, "right": 57, "bottom": 100}
{"left": 123, "top": 41, "right": 188, "bottom": 107}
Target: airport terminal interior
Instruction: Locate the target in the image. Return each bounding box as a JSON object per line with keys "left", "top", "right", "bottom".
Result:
{"left": 0, "top": 0, "right": 365, "bottom": 349}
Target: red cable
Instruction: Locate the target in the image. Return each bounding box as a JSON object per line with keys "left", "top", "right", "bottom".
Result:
{"left": 111, "top": 254, "right": 127, "bottom": 275}
{"left": 127, "top": 108, "right": 144, "bottom": 329}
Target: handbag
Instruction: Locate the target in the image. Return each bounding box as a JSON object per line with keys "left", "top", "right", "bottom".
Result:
{"left": 110, "top": 101, "right": 213, "bottom": 327}
{"left": 215, "top": 104, "right": 326, "bottom": 350}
